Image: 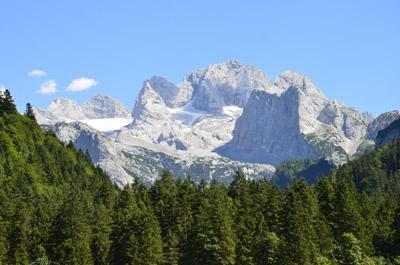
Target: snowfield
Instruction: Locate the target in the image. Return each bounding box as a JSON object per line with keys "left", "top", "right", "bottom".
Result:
{"left": 168, "top": 101, "right": 209, "bottom": 126}
{"left": 81, "top": 118, "right": 133, "bottom": 132}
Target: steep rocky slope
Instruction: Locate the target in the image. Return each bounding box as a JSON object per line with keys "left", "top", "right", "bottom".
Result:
{"left": 216, "top": 71, "right": 373, "bottom": 165}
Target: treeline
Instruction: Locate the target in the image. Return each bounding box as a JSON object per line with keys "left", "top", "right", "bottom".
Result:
{"left": 1, "top": 90, "right": 400, "bottom": 264}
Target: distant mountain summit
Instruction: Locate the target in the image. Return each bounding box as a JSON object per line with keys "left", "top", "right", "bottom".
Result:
{"left": 35, "top": 61, "right": 399, "bottom": 185}
{"left": 83, "top": 94, "right": 132, "bottom": 119}
{"left": 35, "top": 94, "right": 132, "bottom": 132}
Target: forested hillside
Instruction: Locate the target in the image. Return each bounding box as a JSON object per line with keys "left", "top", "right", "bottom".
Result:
{"left": 271, "top": 158, "right": 334, "bottom": 188}
{"left": 1, "top": 90, "right": 400, "bottom": 264}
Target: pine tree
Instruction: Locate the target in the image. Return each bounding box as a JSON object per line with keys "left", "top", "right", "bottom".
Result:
{"left": 174, "top": 178, "right": 196, "bottom": 264}
{"left": 229, "top": 170, "right": 257, "bottom": 265}
{"left": 332, "top": 173, "right": 367, "bottom": 247}
{"left": 24, "top": 103, "right": 36, "bottom": 121}
{"left": 282, "top": 179, "right": 320, "bottom": 265}
{"left": 253, "top": 228, "right": 281, "bottom": 265}
{"left": 90, "top": 204, "right": 112, "bottom": 265}
{"left": 50, "top": 191, "right": 93, "bottom": 265}
{"left": 111, "top": 185, "right": 163, "bottom": 265}
{"left": 8, "top": 202, "right": 33, "bottom": 265}
{"left": 187, "top": 181, "right": 236, "bottom": 265}
{"left": 334, "top": 233, "right": 364, "bottom": 265}
{"left": 150, "top": 170, "right": 180, "bottom": 264}
{"left": 0, "top": 89, "right": 17, "bottom": 114}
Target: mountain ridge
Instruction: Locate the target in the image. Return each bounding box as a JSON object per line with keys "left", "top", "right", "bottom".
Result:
{"left": 34, "top": 61, "right": 400, "bottom": 185}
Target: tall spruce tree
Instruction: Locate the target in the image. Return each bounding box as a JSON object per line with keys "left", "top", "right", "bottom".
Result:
{"left": 187, "top": 181, "right": 236, "bottom": 265}
{"left": 332, "top": 172, "right": 368, "bottom": 249}
{"left": 111, "top": 185, "right": 163, "bottom": 265}
{"left": 150, "top": 170, "right": 180, "bottom": 264}
{"left": 229, "top": 170, "right": 257, "bottom": 265}
{"left": 0, "top": 89, "right": 17, "bottom": 114}
{"left": 282, "top": 179, "right": 320, "bottom": 264}
{"left": 50, "top": 191, "right": 93, "bottom": 265}
{"left": 24, "top": 103, "right": 36, "bottom": 121}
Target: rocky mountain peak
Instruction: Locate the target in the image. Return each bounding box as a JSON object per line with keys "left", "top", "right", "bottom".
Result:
{"left": 131, "top": 81, "right": 169, "bottom": 123}
{"left": 83, "top": 93, "right": 131, "bottom": 119}
{"left": 367, "top": 110, "right": 400, "bottom": 140}
{"left": 47, "top": 97, "right": 86, "bottom": 120}
{"left": 185, "top": 61, "right": 273, "bottom": 113}
{"left": 147, "top": 76, "right": 193, "bottom": 108}
{"left": 275, "top": 70, "right": 325, "bottom": 97}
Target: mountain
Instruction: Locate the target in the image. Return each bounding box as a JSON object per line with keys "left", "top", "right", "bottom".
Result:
{"left": 367, "top": 110, "right": 400, "bottom": 140}
{"left": 43, "top": 120, "right": 273, "bottom": 186}
{"left": 376, "top": 117, "right": 400, "bottom": 147}
{"left": 83, "top": 94, "right": 132, "bottom": 119}
{"left": 34, "top": 61, "right": 399, "bottom": 185}
{"left": 125, "top": 61, "right": 269, "bottom": 153}
{"left": 216, "top": 71, "right": 375, "bottom": 165}
{"left": 35, "top": 94, "right": 132, "bottom": 132}
{"left": 34, "top": 62, "right": 280, "bottom": 185}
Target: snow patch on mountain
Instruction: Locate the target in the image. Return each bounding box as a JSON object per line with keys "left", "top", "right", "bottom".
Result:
{"left": 81, "top": 118, "right": 133, "bottom": 132}
{"left": 35, "top": 94, "right": 131, "bottom": 132}
{"left": 168, "top": 101, "right": 209, "bottom": 126}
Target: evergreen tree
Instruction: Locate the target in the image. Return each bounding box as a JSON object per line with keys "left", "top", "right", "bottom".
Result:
{"left": 24, "top": 103, "right": 36, "bottom": 121}
{"left": 332, "top": 173, "right": 368, "bottom": 249}
{"left": 229, "top": 170, "right": 257, "bottom": 265}
{"left": 174, "top": 178, "right": 196, "bottom": 264}
{"left": 111, "top": 185, "right": 163, "bottom": 265}
{"left": 282, "top": 179, "right": 320, "bottom": 265}
{"left": 334, "top": 233, "right": 365, "bottom": 265}
{"left": 187, "top": 181, "right": 236, "bottom": 265}
{"left": 90, "top": 204, "right": 112, "bottom": 265}
{"left": 50, "top": 191, "right": 93, "bottom": 265}
{"left": 253, "top": 230, "right": 281, "bottom": 265}
{"left": 0, "top": 89, "right": 17, "bottom": 114}
{"left": 150, "top": 170, "right": 180, "bottom": 264}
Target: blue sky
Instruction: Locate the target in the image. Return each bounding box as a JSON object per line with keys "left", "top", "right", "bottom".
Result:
{"left": 0, "top": 0, "right": 399, "bottom": 116}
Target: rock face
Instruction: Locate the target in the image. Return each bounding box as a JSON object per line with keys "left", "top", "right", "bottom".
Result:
{"left": 46, "top": 98, "right": 86, "bottom": 121}
{"left": 126, "top": 61, "right": 270, "bottom": 153}
{"left": 376, "top": 118, "right": 400, "bottom": 147}
{"left": 367, "top": 111, "right": 400, "bottom": 140}
{"left": 187, "top": 61, "right": 278, "bottom": 113}
{"left": 216, "top": 71, "right": 373, "bottom": 165}
{"left": 43, "top": 122, "right": 274, "bottom": 186}
{"left": 83, "top": 94, "right": 131, "bottom": 119}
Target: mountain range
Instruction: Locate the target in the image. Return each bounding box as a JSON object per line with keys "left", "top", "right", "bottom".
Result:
{"left": 34, "top": 61, "right": 400, "bottom": 186}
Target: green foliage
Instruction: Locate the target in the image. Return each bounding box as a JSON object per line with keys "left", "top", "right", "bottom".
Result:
{"left": 282, "top": 179, "right": 320, "bottom": 264}
{"left": 24, "top": 103, "right": 36, "bottom": 121}
{"left": 187, "top": 181, "right": 236, "bottom": 265}
{"left": 334, "top": 233, "right": 365, "bottom": 265}
{"left": 0, "top": 89, "right": 18, "bottom": 115}
{"left": 272, "top": 158, "right": 334, "bottom": 188}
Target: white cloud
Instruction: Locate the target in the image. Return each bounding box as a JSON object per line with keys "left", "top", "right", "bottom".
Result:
{"left": 28, "top": 69, "right": 47, "bottom": 78}
{"left": 0, "top": 85, "right": 6, "bottom": 93}
{"left": 38, "top": 80, "right": 57, "bottom": 94}
{"left": 66, "top": 77, "right": 98, "bottom": 92}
